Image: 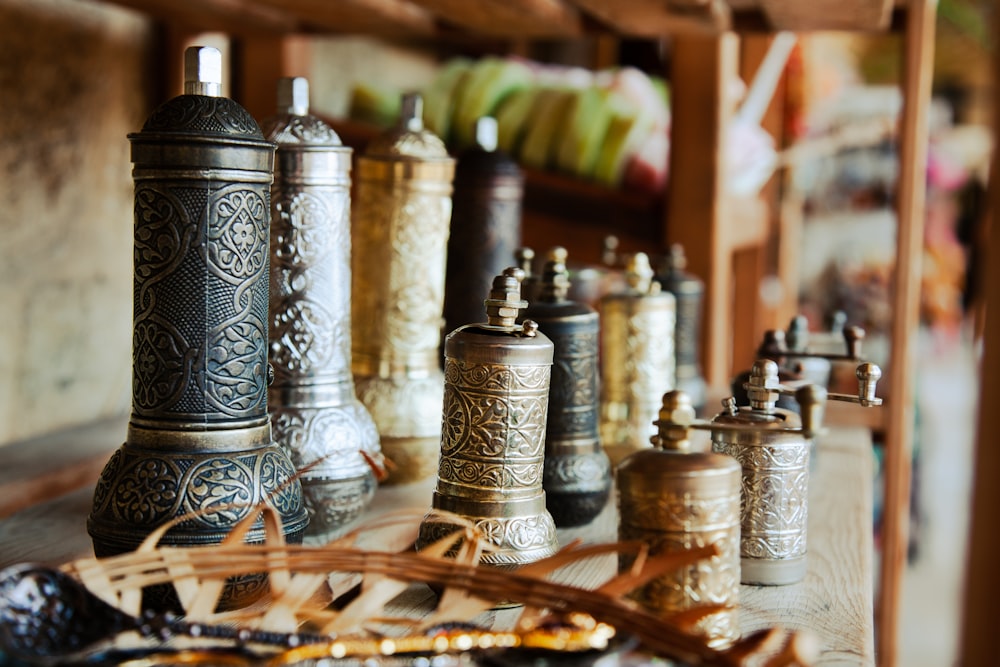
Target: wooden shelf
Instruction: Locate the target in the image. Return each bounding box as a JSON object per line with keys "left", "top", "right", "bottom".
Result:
{"left": 0, "top": 419, "right": 876, "bottom": 665}
{"left": 97, "top": 0, "right": 906, "bottom": 37}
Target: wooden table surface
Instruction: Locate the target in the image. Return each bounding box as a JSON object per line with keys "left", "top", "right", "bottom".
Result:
{"left": 0, "top": 420, "right": 874, "bottom": 665}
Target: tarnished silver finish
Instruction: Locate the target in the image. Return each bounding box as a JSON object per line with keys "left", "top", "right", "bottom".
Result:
{"left": 656, "top": 244, "right": 707, "bottom": 411}
{"left": 88, "top": 47, "right": 308, "bottom": 607}
{"left": 444, "top": 117, "right": 524, "bottom": 340}
{"left": 711, "top": 360, "right": 821, "bottom": 585}
{"left": 263, "top": 77, "right": 382, "bottom": 542}
{"left": 522, "top": 248, "right": 610, "bottom": 527}
{"left": 352, "top": 93, "right": 455, "bottom": 483}
{"left": 618, "top": 391, "right": 741, "bottom": 648}
{"left": 599, "top": 252, "right": 676, "bottom": 466}
{"left": 418, "top": 268, "right": 558, "bottom": 568}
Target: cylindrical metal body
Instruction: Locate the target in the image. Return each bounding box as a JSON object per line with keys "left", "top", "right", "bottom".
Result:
{"left": 351, "top": 94, "right": 455, "bottom": 483}
{"left": 618, "top": 392, "right": 741, "bottom": 648}
{"left": 657, "top": 244, "right": 707, "bottom": 411}
{"left": 711, "top": 361, "right": 812, "bottom": 585}
{"left": 263, "top": 78, "right": 381, "bottom": 541}
{"left": 418, "top": 269, "right": 558, "bottom": 568}
{"left": 444, "top": 117, "right": 523, "bottom": 338}
{"left": 522, "top": 248, "right": 610, "bottom": 527}
{"left": 88, "top": 47, "right": 308, "bottom": 606}
{"left": 600, "top": 253, "right": 676, "bottom": 466}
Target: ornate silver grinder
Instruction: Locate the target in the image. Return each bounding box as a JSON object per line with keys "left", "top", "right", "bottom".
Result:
{"left": 656, "top": 244, "right": 707, "bottom": 412}
{"left": 351, "top": 93, "right": 455, "bottom": 483}
{"left": 711, "top": 358, "right": 882, "bottom": 585}
{"left": 443, "top": 116, "right": 524, "bottom": 339}
{"left": 88, "top": 47, "right": 308, "bottom": 603}
{"left": 618, "top": 391, "right": 741, "bottom": 648}
{"left": 417, "top": 268, "right": 558, "bottom": 567}
{"left": 599, "top": 252, "right": 676, "bottom": 467}
{"left": 263, "top": 77, "right": 382, "bottom": 541}
{"left": 521, "top": 247, "right": 611, "bottom": 527}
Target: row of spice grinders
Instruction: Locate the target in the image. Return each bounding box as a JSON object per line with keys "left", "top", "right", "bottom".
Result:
{"left": 351, "top": 93, "right": 455, "bottom": 484}
{"left": 417, "top": 268, "right": 559, "bottom": 571}
{"left": 88, "top": 47, "right": 309, "bottom": 609}
{"left": 262, "top": 77, "right": 384, "bottom": 542}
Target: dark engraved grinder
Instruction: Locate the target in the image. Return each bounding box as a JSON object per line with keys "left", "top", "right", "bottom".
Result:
{"left": 656, "top": 244, "right": 707, "bottom": 412}
{"left": 521, "top": 247, "right": 611, "bottom": 527}
{"left": 263, "top": 77, "right": 383, "bottom": 542}
{"left": 88, "top": 47, "right": 309, "bottom": 606}
{"left": 417, "top": 268, "right": 558, "bottom": 568}
{"left": 443, "top": 116, "right": 524, "bottom": 341}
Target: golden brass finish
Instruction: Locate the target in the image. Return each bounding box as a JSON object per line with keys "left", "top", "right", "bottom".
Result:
{"left": 599, "top": 252, "right": 676, "bottom": 466}
{"left": 88, "top": 47, "right": 307, "bottom": 607}
{"left": 618, "top": 391, "right": 741, "bottom": 648}
{"left": 522, "top": 248, "right": 611, "bottom": 527}
{"left": 351, "top": 93, "right": 455, "bottom": 483}
{"left": 263, "top": 77, "right": 382, "bottom": 541}
{"left": 418, "top": 268, "right": 558, "bottom": 568}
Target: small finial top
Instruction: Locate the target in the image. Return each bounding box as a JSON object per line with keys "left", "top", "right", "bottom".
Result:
{"left": 626, "top": 252, "right": 656, "bottom": 295}
{"left": 746, "top": 359, "right": 780, "bottom": 413}
{"left": 652, "top": 390, "right": 696, "bottom": 452}
{"left": 183, "top": 46, "right": 222, "bottom": 97}
{"left": 538, "top": 247, "right": 570, "bottom": 303}
{"left": 400, "top": 93, "right": 424, "bottom": 132}
{"left": 484, "top": 267, "right": 528, "bottom": 329}
{"left": 474, "top": 116, "right": 498, "bottom": 152}
{"left": 277, "top": 77, "right": 309, "bottom": 116}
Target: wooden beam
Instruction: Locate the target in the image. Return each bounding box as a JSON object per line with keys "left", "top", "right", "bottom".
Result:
{"left": 959, "top": 3, "right": 1000, "bottom": 663}
{"left": 408, "top": 0, "right": 582, "bottom": 37}
{"left": 759, "top": 0, "right": 893, "bottom": 31}
{"left": 877, "top": 1, "right": 935, "bottom": 664}
{"left": 665, "top": 32, "right": 740, "bottom": 390}
{"left": 567, "top": 0, "right": 730, "bottom": 35}
{"left": 252, "top": 0, "right": 438, "bottom": 36}
{"left": 101, "top": 0, "right": 300, "bottom": 34}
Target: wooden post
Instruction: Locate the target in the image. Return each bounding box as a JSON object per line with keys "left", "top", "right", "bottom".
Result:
{"left": 666, "top": 32, "right": 740, "bottom": 389}
{"left": 958, "top": 4, "right": 1000, "bottom": 664}
{"left": 877, "top": 1, "right": 935, "bottom": 664}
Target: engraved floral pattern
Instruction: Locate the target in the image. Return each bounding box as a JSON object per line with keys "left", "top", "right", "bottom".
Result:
{"left": 714, "top": 438, "right": 810, "bottom": 560}
{"left": 184, "top": 458, "right": 255, "bottom": 527}
{"left": 111, "top": 457, "right": 182, "bottom": 525}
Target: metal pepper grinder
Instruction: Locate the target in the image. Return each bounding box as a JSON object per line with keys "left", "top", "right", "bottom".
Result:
{"left": 417, "top": 268, "right": 558, "bottom": 567}
{"left": 263, "top": 77, "right": 382, "bottom": 541}
{"left": 618, "top": 390, "right": 741, "bottom": 648}
{"left": 522, "top": 247, "right": 611, "bottom": 527}
{"left": 88, "top": 47, "right": 308, "bottom": 604}
{"left": 443, "top": 116, "right": 524, "bottom": 339}
{"left": 731, "top": 322, "right": 869, "bottom": 411}
{"left": 599, "top": 252, "right": 676, "bottom": 467}
{"left": 711, "top": 358, "right": 882, "bottom": 585}
{"left": 656, "top": 244, "right": 707, "bottom": 412}
{"left": 351, "top": 93, "right": 456, "bottom": 484}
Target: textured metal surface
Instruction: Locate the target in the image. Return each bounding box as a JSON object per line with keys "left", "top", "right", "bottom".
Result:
{"left": 599, "top": 253, "right": 676, "bottom": 466}
{"left": 88, "top": 48, "right": 307, "bottom": 604}
{"left": 618, "top": 392, "right": 740, "bottom": 648}
{"left": 444, "top": 117, "right": 523, "bottom": 340}
{"left": 657, "top": 244, "right": 707, "bottom": 411}
{"left": 711, "top": 360, "right": 810, "bottom": 585}
{"left": 264, "top": 77, "right": 380, "bottom": 541}
{"left": 522, "top": 248, "right": 610, "bottom": 527}
{"left": 418, "top": 269, "right": 558, "bottom": 567}
{"left": 351, "top": 93, "right": 454, "bottom": 484}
